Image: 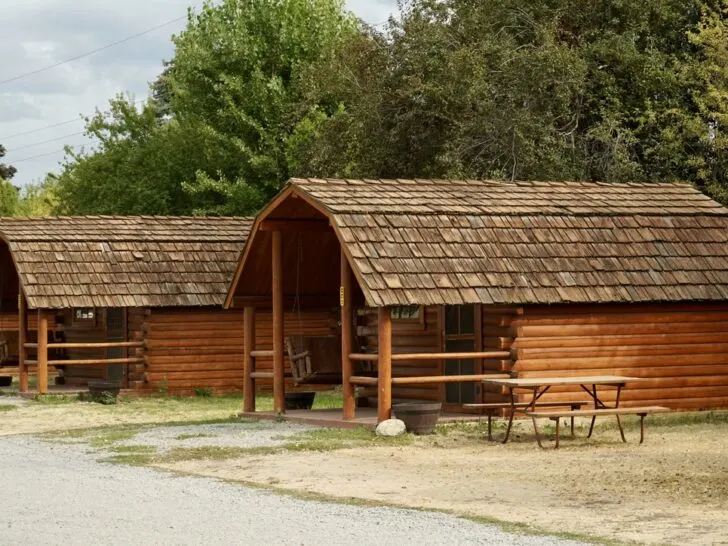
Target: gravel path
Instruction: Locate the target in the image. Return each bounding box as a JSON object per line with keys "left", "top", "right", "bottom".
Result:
{"left": 0, "top": 436, "right": 585, "bottom": 546}
{"left": 118, "top": 421, "right": 314, "bottom": 451}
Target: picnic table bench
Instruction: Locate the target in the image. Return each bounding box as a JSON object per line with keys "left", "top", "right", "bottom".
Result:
{"left": 527, "top": 406, "right": 671, "bottom": 448}
{"left": 480, "top": 375, "right": 671, "bottom": 449}
{"left": 463, "top": 401, "right": 589, "bottom": 440}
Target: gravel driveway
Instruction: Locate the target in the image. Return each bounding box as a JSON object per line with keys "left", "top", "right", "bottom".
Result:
{"left": 0, "top": 435, "right": 584, "bottom": 546}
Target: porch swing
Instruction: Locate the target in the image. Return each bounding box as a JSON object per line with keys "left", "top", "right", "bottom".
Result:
{"left": 284, "top": 234, "right": 341, "bottom": 386}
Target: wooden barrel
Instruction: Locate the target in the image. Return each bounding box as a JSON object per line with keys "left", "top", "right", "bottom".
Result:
{"left": 394, "top": 402, "right": 442, "bottom": 434}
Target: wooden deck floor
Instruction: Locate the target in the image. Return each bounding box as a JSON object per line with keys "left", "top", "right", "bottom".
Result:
{"left": 239, "top": 407, "right": 484, "bottom": 429}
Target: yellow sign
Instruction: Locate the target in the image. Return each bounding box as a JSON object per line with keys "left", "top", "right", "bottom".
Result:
{"left": 339, "top": 286, "right": 345, "bottom": 307}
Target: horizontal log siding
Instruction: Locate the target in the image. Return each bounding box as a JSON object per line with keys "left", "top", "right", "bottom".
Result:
{"left": 481, "top": 306, "right": 519, "bottom": 403}
{"left": 0, "top": 312, "right": 51, "bottom": 331}
{"left": 126, "top": 308, "right": 146, "bottom": 386}
{"left": 134, "top": 307, "right": 337, "bottom": 395}
{"left": 62, "top": 308, "right": 111, "bottom": 384}
{"left": 511, "top": 302, "right": 728, "bottom": 410}
{"left": 357, "top": 306, "right": 441, "bottom": 402}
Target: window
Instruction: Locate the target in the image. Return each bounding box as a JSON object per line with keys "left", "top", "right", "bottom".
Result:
{"left": 73, "top": 308, "right": 96, "bottom": 321}
{"left": 391, "top": 305, "right": 421, "bottom": 320}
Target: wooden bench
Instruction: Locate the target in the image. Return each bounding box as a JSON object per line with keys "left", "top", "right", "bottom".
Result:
{"left": 463, "top": 401, "right": 588, "bottom": 440}
{"left": 526, "top": 406, "right": 671, "bottom": 448}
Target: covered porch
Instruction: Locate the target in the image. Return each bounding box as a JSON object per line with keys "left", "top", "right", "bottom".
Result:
{"left": 225, "top": 181, "right": 512, "bottom": 423}
{"left": 0, "top": 236, "right": 145, "bottom": 394}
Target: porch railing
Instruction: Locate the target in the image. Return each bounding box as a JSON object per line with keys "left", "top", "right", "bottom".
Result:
{"left": 22, "top": 341, "right": 146, "bottom": 393}
{"left": 348, "top": 350, "right": 511, "bottom": 386}
{"left": 24, "top": 341, "right": 146, "bottom": 367}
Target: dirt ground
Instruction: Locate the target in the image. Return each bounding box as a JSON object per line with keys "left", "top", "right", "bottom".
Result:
{"left": 2, "top": 395, "right": 727, "bottom": 545}
{"left": 0, "top": 395, "right": 243, "bottom": 436}
{"left": 159, "top": 419, "right": 728, "bottom": 546}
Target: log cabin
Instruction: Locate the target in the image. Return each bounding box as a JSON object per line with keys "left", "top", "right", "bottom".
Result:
{"left": 0, "top": 216, "right": 263, "bottom": 395}
{"left": 226, "top": 178, "right": 728, "bottom": 423}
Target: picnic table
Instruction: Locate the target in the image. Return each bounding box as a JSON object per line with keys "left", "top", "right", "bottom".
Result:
{"left": 479, "top": 375, "right": 669, "bottom": 448}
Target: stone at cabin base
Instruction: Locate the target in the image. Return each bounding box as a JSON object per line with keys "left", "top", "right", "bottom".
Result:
{"left": 375, "top": 418, "right": 407, "bottom": 437}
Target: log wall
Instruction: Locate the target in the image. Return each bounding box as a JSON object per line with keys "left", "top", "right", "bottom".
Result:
{"left": 357, "top": 306, "right": 442, "bottom": 402}
{"left": 481, "top": 306, "right": 518, "bottom": 402}
{"left": 510, "top": 302, "right": 728, "bottom": 410}
{"left": 130, "top": 307, "right": 337, "bottom": 395}
{"left": 61, "top": 309, "right": 109, "bottom": 384}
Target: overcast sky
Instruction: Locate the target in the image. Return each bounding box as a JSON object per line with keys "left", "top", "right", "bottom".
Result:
{"left": 0, "top": 0, "right": 397, "bottom": 186}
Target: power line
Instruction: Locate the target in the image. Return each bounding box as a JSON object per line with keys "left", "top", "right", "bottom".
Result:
{"left": 9, "top": 131, "right": 87, "bottom": 153}
{"left": 0, "top": 15, "right": 187, "bottom": 86}
{"left": 0, "top": 118, "right": 83, "bottom": 140}
{"left": 11, "top": 145, "right": 88, "bottom": 164}
{"left": 1, "top": 95, "right": 156, "bottom": 144}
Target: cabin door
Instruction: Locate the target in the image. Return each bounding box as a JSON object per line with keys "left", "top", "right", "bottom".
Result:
{"left": 105, "top": 308, "right": 127, "bottom": 386}
{"left": 443, "top": 305, "right": 477, "bottom": 405}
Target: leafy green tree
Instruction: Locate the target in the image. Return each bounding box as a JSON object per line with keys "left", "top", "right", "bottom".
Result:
{"left": 14, "top": 176, "right": 60, "bottom": 216}
{"left": 166, "top": 0, "right": 359, "bottom": 214}
{"left": 53, "top": 0, "right": 728, "bottom": 214}
{"left": 55, "top": 96, "right": 221, "bottom": 215}
{"left": 0, "top": 179, "right": 18, "bottom": 216}
{"left": 0, "top": 143, "right": 17, "bottom": 182}
{"left": 55, "top": 0, "right": 359, "bottom": 215}
{"left": 1, "top": 144, "right": 19, "bottom": 215}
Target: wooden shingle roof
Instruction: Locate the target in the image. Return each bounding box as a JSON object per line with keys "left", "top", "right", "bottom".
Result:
{"left": 0, "top": 216, "right": 252, "bottom": 309}
{"left": 289, "top": 178, "right": 728, "bottom": 306}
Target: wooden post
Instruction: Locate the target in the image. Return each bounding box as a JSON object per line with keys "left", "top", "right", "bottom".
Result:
{"left": 341, "top": 250, "right": 355, "bottom": 420}
{"left": 474, "top": 303, "right": 483, "bottom": 403}
{"left": 18, "top": 291, "right": 28, "bottom": 392}
{"left": 377, "top": 306, "right": 392, "bottom": 422}
{"left": 37, "top": 309, "right": 49, "bottom": 395}
{"left": 272, "top": 230, "right": 285, "bottom": 413}
{"left": 243, "top": 306, "right": 256, "bottom": 413}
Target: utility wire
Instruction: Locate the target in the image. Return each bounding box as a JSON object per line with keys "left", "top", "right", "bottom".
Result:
{"left": 0, "top": 118, "right": 82, "bottom": 140}
{"left": 9, "top": 131, "right": 87, "bottom": 153}
{"left": 0, "top": 15, "right": 187, "bottom": 86}
{"left": 11, "top": 145, "right": 88, "bottom": 164}
{"left": 2, "top": 95, "right": 159, "bottom": 143}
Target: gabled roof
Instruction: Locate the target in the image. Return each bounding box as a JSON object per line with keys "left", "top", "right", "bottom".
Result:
{"left": 0, "top": 216, "right": 252, "bottom": 309}
{"left": 262, "top": 178, "right": 728, "bottom": 306}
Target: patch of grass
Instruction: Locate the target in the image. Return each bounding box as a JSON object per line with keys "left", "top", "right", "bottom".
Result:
{"left": 32, "top": 394, "right": 79, "bottom": 404}
{"left": 149, "top": 427, "right": 413, "bottom": 464}
{"left": 100, "top": 453, "right": 156, "bottom": 466}
{"left": 194, "top": 387, "right": 213, "bottom": 397}
{"left": 159, "top": 445, "right": 271, "bottom": 462}
{"left": 434, "top": 420, "right": 490, "bottom": 437}
{"left": 108, "top": 444, "right": 157, "bottom": 454}
{"left": 283, "top": 426, "right": 413, "bottom": 452}
{"left": 87, "top": 427, "right": 141, "bottom": 447}
{"left": 44, "top": 424, "right": 142, "bottom": 447}
{"left": 175, "top": 432, "right": 216, "bottom": 440}
{"left": 0, "top": 403, "right": 17, "bottom": 412}
{"left": 596, "top": 410, "right": 728, "bottom": 432}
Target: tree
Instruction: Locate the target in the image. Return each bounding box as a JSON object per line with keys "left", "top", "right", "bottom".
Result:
{"left": 55, "top": 96, "right": 213, "bottom": 215}
{"left": 0, "top": 179, "right": 18, "bottom": 216}
{"left": 55, "top": 0, "right": 360, "bottom": 216}
{"left": 53, "top": 0, "right": 728, "bottom": 214}
{"left": 14, "top": 176, "right": 60, "bottom": 216}
{"left": 168, "top": 0, "right": 359, "bottom": 214}
{"left": 1, "top": 143, "right": 19, "bottom": 215}
{"left": 1, "top": 143, "right": 17, "bottom": 181}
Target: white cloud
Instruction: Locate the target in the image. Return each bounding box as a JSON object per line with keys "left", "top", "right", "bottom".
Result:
{"left": 1, "top": 0, "right": 397, "bottom": 186}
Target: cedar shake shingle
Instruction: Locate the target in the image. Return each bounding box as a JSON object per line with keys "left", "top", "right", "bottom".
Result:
{"left": 287, "top": 178, "right": 728, "bottom": 306}
{"left": 0, "top": 216, "right": 252, "bottom": 309}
